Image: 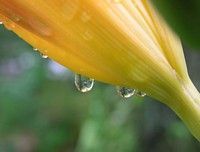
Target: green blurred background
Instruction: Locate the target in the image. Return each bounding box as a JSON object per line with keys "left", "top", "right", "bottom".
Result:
{"left": 0, "top": 25, "right": 200, "bottom": 152}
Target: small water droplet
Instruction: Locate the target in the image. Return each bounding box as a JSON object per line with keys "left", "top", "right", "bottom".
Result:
{"left": 75, "top": 74, "right": 94, "bottom": 92}
{"left": 12, "top": 15, "right": 20, "bottom": 22}
{"left": 81, "top": 10, "right": 91, "bottom": 23}
{"left": 33, "top": 48, "right": 38, "bottom": 51}
{"left": 82, "top": 30, "right": 93, "bottom": 41}
{"left": 4, "top": 20, "right": 15, "bottom": 30}
{"left": 116, "top": 86, "right": 135, "bottom": 98}
{"left": 61, "top": 0, "right": 80, "bottom": 21}
{"left": 40, "top": 53, "right": 48, "bottom": 59}
{"left": 114, "top": 0, "right": 122, "bottom": 3}
{"left": 136, "top": 90, "right": 147, "bottom": 97}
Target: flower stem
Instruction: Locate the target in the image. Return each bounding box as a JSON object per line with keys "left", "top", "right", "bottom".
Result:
{"left": 166, "top": 78, "right": 200, "bottom": 141}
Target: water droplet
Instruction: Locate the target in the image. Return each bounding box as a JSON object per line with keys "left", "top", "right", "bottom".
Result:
{"left": 114, "top": 0, "right": 122, "bottom": 3}
{"left": 82, "top": 30, "right": 93, "bottom": 41}
{"left": 75, "top": 74, "right": 94, "bottom": 92}
{"left": 4, "top": 20, "right": 15, "bottom": 30}
{"left": 12, "top": 15, "right": 20, "bottom": 22}
{"left": 81, "top": 10, "right": 91, "bottom": 23}
{"left": 33, "top": 48, "right": 38, "bottom": 51}
{"left": 135, "top": 90, "right": 147, "bottom": 97}
{"left": 116, "top": 86, "right": 136, "bottom": 98}
{"left": 61, "top": 0, "right": 80, "bottom": 21}
{"left": 40, "top": 53, "right": 48, "bottom": 59}
{"left": 0, "top": 21, "right": 3, "bottom": 24}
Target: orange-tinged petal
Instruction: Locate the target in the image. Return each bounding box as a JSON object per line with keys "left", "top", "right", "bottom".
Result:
{"left": 0, "top": 0, "right": 178, "bottom": 98}
{"left": 0, "top": 0, "right": 200, "bottom": 140}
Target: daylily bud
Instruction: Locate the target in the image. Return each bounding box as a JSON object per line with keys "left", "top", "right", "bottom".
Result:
{"left": 0, "top": 0, "right": 200, "bottom": 140}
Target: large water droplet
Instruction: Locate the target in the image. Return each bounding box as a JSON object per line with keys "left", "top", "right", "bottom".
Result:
{"left": 116, "top": 86, "right": 136, "bottom": 98}
{"left": 135, "top": 90, "right": 147, "bottom": 97}
{"left": 75, "top": 74, "right": 94, "bottom": 92}
{"left": 40, "top": 53, "right": 48, "bottom": 59}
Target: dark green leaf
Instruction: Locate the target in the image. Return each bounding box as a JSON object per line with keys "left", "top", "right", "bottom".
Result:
{"left": 151, "top": 0, "right": 200, "bottom": 50}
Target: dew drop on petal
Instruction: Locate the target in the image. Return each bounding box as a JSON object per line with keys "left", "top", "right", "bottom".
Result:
{"left": 81, "top": 10, "right": 91, "bottom": 23}
{"left": 114, "top": 0, "right": 122, "bottom": 3}
{"left": 116, "top": 86, "right": 136, "bottom": 98}
{"left": 61, "top": 0, "right": 80, "bottom": 21}
{"left": 33, "top": 48, "right": 38, "bottom": 51}
{"left": 12, "top": 15, "right": 20, "bottom": 22}
{"left": 40, "top": 53, "right": 48, "bottom": 59}
{"left": 4, "top": 20, "right": 15, "bottom": 30}
{"left": 136, "top": 90, "right": 147, "bottom": 97}
{"left": 75, "top": 74, "right": 94, "bottom": 92}
{"left": 82, "top": 30, "right": 93, "bottom": 41}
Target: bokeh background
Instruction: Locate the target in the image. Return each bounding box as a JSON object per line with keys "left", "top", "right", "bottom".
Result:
{"left": 0, "top": 24, "right": 200, "bottom": 152}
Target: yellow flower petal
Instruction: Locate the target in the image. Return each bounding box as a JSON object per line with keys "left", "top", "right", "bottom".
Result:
{"left": 0, "top": 0, "right": 200, "bottom": 140}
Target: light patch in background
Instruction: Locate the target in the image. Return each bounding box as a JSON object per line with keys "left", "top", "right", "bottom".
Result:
{"left": 0, "top": 52, "right": 36, "bottom": 78}
{"left": 46, "top": 60, "right": 72, "bottom": 80}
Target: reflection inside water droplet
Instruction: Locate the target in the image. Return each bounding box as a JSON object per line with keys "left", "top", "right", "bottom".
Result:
{"left": 116, "top": 86, "right": 135, "bottom": 98}
{"left": 135, "top": 90, "right": 147, "bottom": 97}
{"left": 75, "top": 74, "right": 94, "bottom": 92}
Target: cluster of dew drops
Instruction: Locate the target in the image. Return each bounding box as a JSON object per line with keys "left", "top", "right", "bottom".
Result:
{"left": 33, "top": 47, "right": 147, "bottom": 99}
{"left": 73, "top": 74, "right": 147, "bottom": 98}
{"left": 0, "top": 21, "right": 146, "bottom": 99}
{"left": 75, "top": 73, "right": 147, "bottom": 98}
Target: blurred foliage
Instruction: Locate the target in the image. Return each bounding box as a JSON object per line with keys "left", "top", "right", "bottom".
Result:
{"left": 0, "top": 25, "right": 200, "bottom": 152}
{"left": 151, "top": 0, "right": 200, "bottom": 50}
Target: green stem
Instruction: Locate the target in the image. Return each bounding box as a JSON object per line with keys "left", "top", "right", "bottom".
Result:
{"left": 167, "top": 78, "right": 200, "bottom": 141}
